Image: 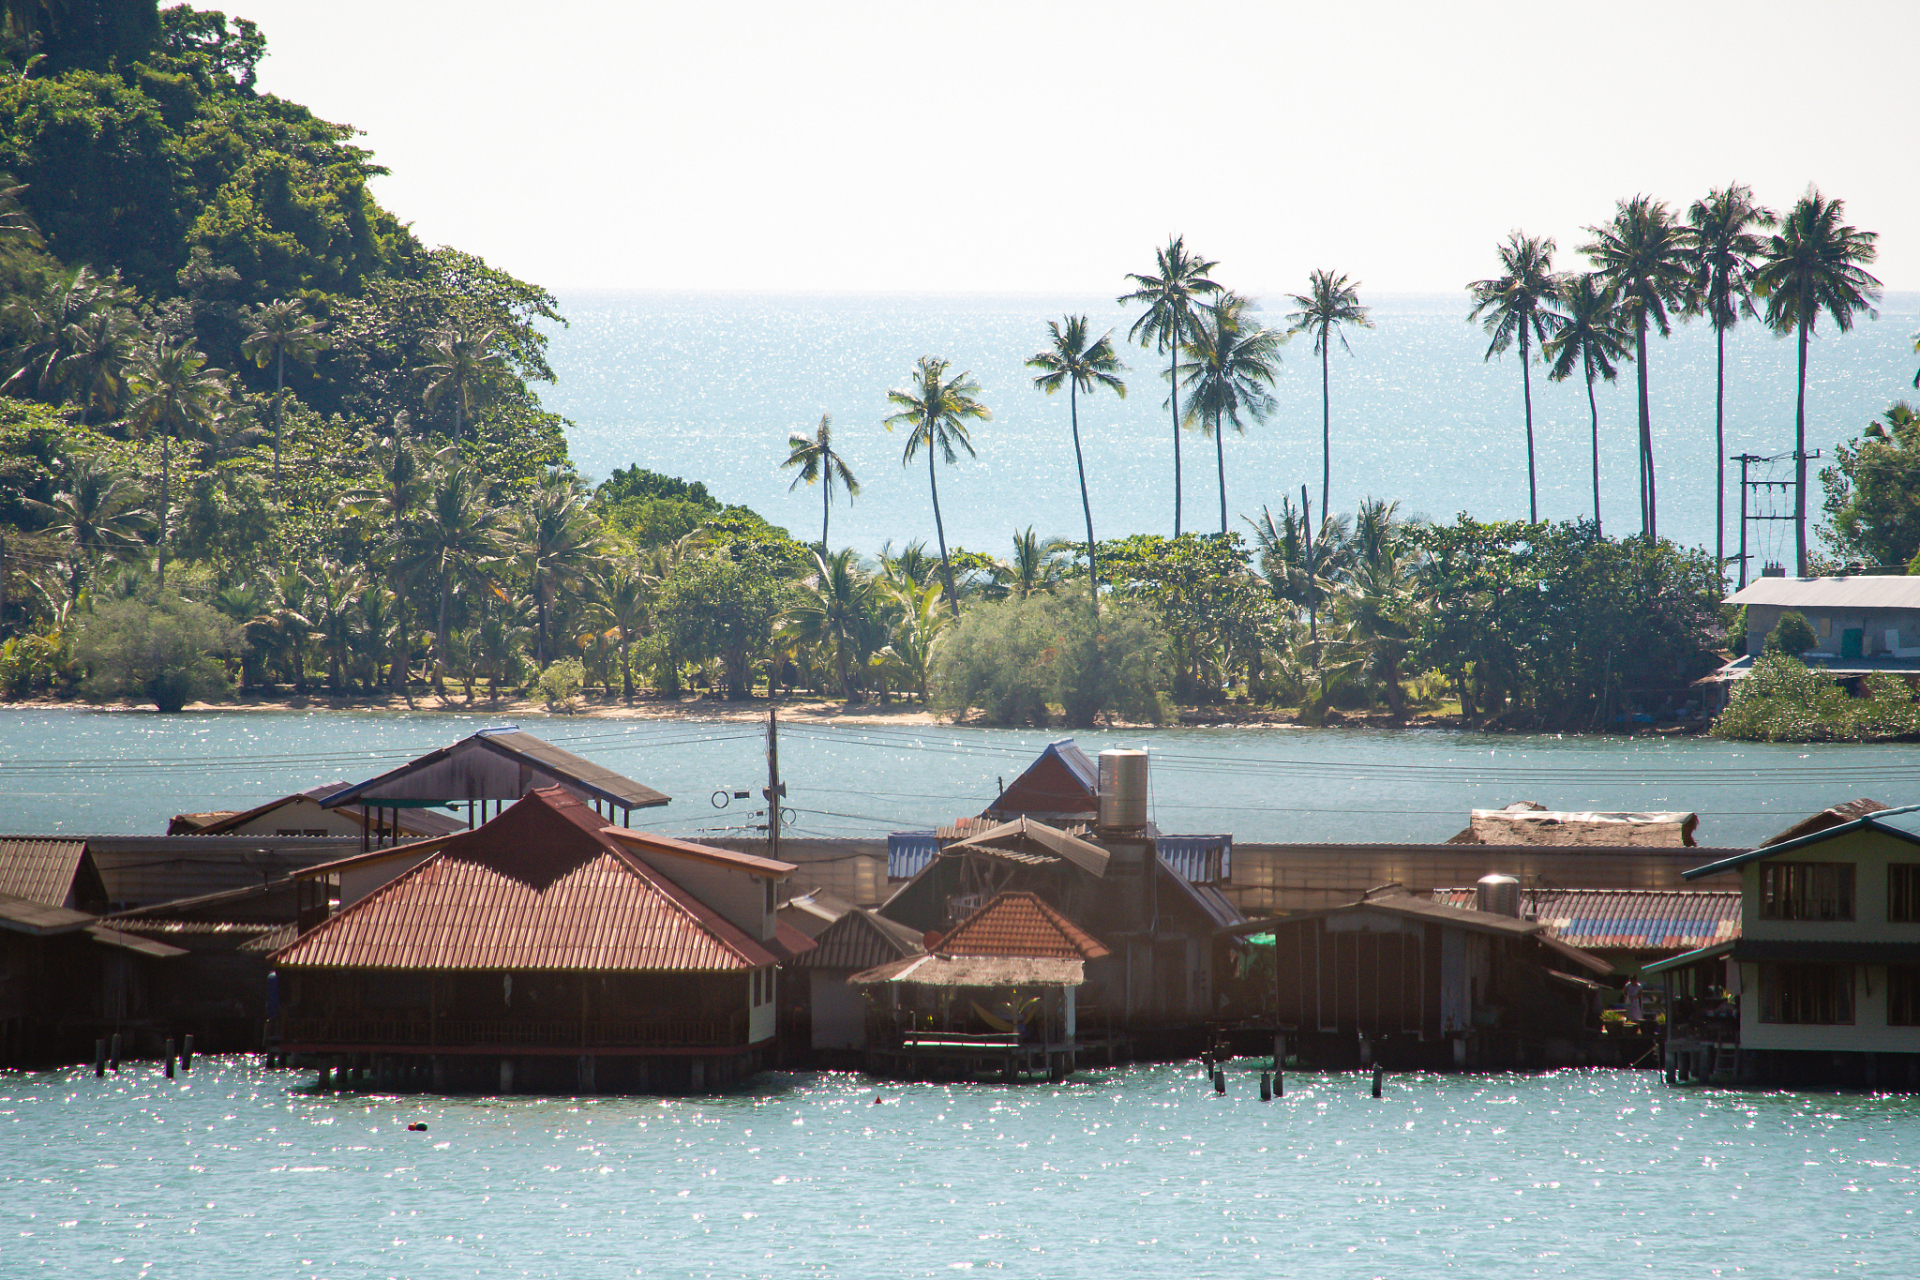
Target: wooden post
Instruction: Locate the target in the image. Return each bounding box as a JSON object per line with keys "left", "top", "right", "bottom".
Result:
{"left": 164, "top": 1038, "right": 175, "bottom": 1079}
{"left": 1273, "top": 1031, "right": 1284, "bottom": 1072}
{"left": 1371, "top": 1064, "right": 1384, "bottom": 1098}
{"left": 94, "top": 1039, "right": 106, "bottom": 1078}
{"left": 1213, "top": 1068, "right": 1225, "bottom": 1095}
{"left": 1260, "top": 1071, "right": 1272, "bottom": 1101}
{"left": 109, "top": 1033, "right": 121, "bottom": 1071}
{"left": 181, "top": 1035, "right": 193, "bottom": 1072}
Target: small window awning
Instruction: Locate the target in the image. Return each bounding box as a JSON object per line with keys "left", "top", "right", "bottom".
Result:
{"left": 1642, "top": 940, "right": 1737, "bottom": 976}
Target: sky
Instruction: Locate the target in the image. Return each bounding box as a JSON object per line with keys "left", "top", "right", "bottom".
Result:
{"left": 234, "top": 0, "right": 1918, "bottom": 298}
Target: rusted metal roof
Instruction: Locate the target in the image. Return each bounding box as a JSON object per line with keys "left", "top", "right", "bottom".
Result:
{"left": 984, "top": 738, "right": 1100, "bottom": 821}
{"left": 602, "top": 827, "right": 795, "bottom": 876}
{"left": 187, "top": 785, "right": 465, "bottom": 839}
{"left": 85, "top": 925, "right": 190, "bottom": 959}
{"left": 849, "top": 954, "right": 1084, "bottom": 987}
{"left": 323, "top": 728, "right": 669, "bottom": 813}
{"left": 272, "top": 787, "right": 776, "bottom": 972}
{"left": 1724, "top": 575, "right": 1920, "bottom": 610}
{"left": 944, "top": 816, "right": 1109, "bottom": 877}
{"left": 0, "top": 837, "right": 91, "bottom": 906}
{"left": 0, "top": 890, "right": 95, "bottom": 935}
{"left": 937, "top": 891, "right": 1109, "bottom": 961}
{"left": 791, "top": 907, "right": 926, "bottom": 970}
{"left": 1760, "top": 797, "right": 1890, "bottom": 847}
{"left": 1433, "top": 887, "right": 1741, "bottom": 953}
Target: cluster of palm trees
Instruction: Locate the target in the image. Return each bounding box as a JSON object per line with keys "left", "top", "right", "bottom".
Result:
{"left": 1469, "top": 184, "right": 1880, "bottom": 575}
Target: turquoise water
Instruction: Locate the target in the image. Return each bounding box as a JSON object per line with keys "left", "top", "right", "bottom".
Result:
{"left": 541, "top": 291, "right": 1920, "bottom": 562}
{"left": 2, "top": 1060, "right": 1914, "bottom": 1277}
{"left": 6, "top": 707, "right": 1920, "bottom": 847}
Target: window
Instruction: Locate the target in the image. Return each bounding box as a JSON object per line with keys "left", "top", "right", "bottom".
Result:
{"left": 1759, "top": 862, "right": 1854, "bottom": 921}
{"left": 1890, "top": 966, "right": 1920, "bottom": 1027}
{"left": 751, "top": 970, "right": 762, "bottom": 1005}
{"left": 1761, "top": 964, "right": 1854, "bottom": 1024}
{"left": 1890, "top": 865, "right": 1920, "bottom": 923}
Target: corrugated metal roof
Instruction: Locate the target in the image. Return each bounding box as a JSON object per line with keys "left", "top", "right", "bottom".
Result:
{"left": 1432, "top": 887, "right": 1741, "bottom": 952}
{"left": 848, "top": 954, "right": 1085, "bottom": 988}
{"left": 0, "top": 838, "right": 89, "bottom": 906}
{"left": 602, "top": 827, "right": 795, "bottom": 876}
{"left": 323, "top": 730, "right": 670, "bottom": 812}
{"left": 937, "top": 891, "right": 1110, "bottom": 960}
{"left": 0, "top": 890, "right": 94, "bottom": 935}
{"left": 189, "top": 786, "right": 465, "bottom": 838}
{"left": 1724, "top": 575, "right": 1920, "bottom": 610}
{"left": 272, "top": 787, "right": 774, "bottom": 972}
{"left": 1230, "top": 888, "right": 1544, "bottom": 939}
{"left": 86, "top": 925, "right": 188, "bottom": 959}
{"left": 985, "top": 739, "right": 1100, "bottom": 820}
{"left": 945, "top": 816, "right": 1110, "bottom": 877}
{"left": 791, "top": 907, "right": 926, "bottom": 970}
{"left": 780, "top": 888, "right": 854, "bottom": 938}
{"left": 1760, "top": 798, "right": 1890, "bottom": 847}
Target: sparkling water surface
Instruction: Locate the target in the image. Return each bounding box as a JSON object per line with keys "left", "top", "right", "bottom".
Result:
{"left": 2, "top": 1060, "right": 1914, "bottom": 1278}
{"left": 6, "top": 707, "right": 1920, "bottom": 846}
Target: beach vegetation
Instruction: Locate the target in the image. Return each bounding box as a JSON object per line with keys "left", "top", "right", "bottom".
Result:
{"left": 74, "top": 587, "right": 239, "bottom": 711}
{"left": 1284, "top": 269, "right": 1371, "bottom": 523}
{"left": 1468, "top": 232, "right": 1563, "bottom": 525}
{"left": 931, "top": 591, "right": 1170, "bottom": 728}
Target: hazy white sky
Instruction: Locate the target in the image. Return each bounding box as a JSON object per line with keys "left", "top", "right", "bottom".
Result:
{"left": 236, "top": 0, "right": 1918, "bottom": 297}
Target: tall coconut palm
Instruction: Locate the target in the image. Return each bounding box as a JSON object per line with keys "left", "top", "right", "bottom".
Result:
{"left": 402, "top": 464, "right": 511, "bottom": 697}
{"left": 1468, "top": 233, "right": 1563, "bottom": 524}
{"left": 1119, "top": 237, "right": 1220, "bottom": 536}
{"left": 123, "top": 337, "right": 227, "bottom": 586}
{"left": 28, "top": 455, "right": 152, "bottom": 599}
{"left": 57, "top": 303, "right": 139, "bottom": 425}
{"left": 585, "top": 563, "right": 649, "bottom": 703}
{"left": 1542, "top": 274, "right": 1633, "bottom": 535}
{"left": 518, "top": 470, "right": 604, "bottom": 665}
{"left": 1581, "top": 196, "right": 1691, "bottom": 539}
{"left": 3, "top": 264, "right": 120, "bottom": 404}
{"left": 421, "top": 324, "right": 501, "bottom": 446}
{"left": 786, "top": 548, "right": 878, "bottom": 702}
{"left": 1180, "top": 293, "right": 1283, "bottom": 534}
{"left": 781, "top": 413, "right": 861, "bottom": 552}
{"left": 342, "top": 428, "right": 433, "bottom": 694}
{"left": 884, "top": 355, "right": 990, "bottom": 618}
{"left": 1753, "top": 187, "right": 1882, "bottom": 576}
{"left": 240, "top": 298, "right": 327, "bottom": 481}
{"left": 1284, "top": 270, "right": 1372, "bottom": 521}
{"left": 1683, "top": 184, "right": 1776, "bottom": 575}
{"left": 1026, "top": 314, "right": 1126, "bottom": 610}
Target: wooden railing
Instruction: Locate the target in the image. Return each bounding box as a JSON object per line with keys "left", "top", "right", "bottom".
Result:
{"left": 281, "top": 1014, "right": 749, "bottom": 1048}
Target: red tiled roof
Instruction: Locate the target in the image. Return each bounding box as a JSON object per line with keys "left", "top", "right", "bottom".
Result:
{"left": 937, "top": 891, "right": 1109, "bottom": 961}
{"left": 790, "top": 907, "right": 925, "bottom": 970}
{"left": 1760, "top": 798, "right": 1890, "bottom": 848}
{"left": 1433, "top": 887, "right": 1741, "bottom": 952}
{"left": 0, "top": 838, "right": 89, "bottom": 906}
{"left": 272, "top": 787, "right": 777, "bottom": 972}
{"left": 602, "top": 827, "right": 796, "bottom": 876}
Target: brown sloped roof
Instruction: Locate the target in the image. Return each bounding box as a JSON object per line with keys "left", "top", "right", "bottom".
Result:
{"left": 1760, "top": 798, "right": 1890, "bottom": 848}
{"left": 1432, "top": 887, "right": 1741, "bottom": 953}
{"left": 323, "top": 729, "right": 669, "bottom": 812}
{"left": 271, "top": 787, "right": 776, "bottom": 972}
{"left": 602, "top": 827, "right": 796, "bottom": 876}
{"left": 944, "top": 816, "right": 1110, "bottom": 876}
{"left": 0, "top": 837, "right": 91, "bottom": 906}
{"left": 189, "top": 786, "right": 465, "bottom": 838}
{"left": 791, "top": 907, "right": 926, "bottom": 970}
{"left": 937, "top": 891, "right": 1109, "bottom": 960}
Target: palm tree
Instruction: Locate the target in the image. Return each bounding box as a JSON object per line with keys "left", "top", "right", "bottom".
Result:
{"left": 421, "top": 325, "right": 500, "bottom": 445}
{"left": 781, "top": 413, "right": 861, "bottom": 552}
{"left": 307, "top": 560, "right": 366, "bottom": 694}
{"left": 28, "top": 455, "right": 152, "bottom": 599}
{"left": 518, "top": 470, "right": 604, "bottom": 665}
{"left": 992, "top": 526, "right": 1072, "bottom": 600}
{"left": 1683, "top": 184, "right": 1776, "bottom": 575}
{"left": 1119, "top": 237, "right": 1220, "bottom": 535}
{"left": 1284, "top": 270, "right": 1373, "bottom": 521}
{"left": 585, "top": 563, "right": 649, "bottom": 703}
{"left": 1542, "top": 274, "right": 1633, "bottom": 535}
{"left": 1468, "top": 233, "right": 1563, "bottom": 524}
{"left": 1581, "top": 197, "right": 1692, "bottom": 538}
{"left": 123, "top": 337, "right": 227, "bottom": 585}
{"left": 884, "top": 356, "right": 990, "bottom": 618}
{"left": 1026, "top": 314, "right": 1125, "bottom": 610}
{"left": 56, "top": 304, "right": 139, "bottom": 425}
{"left": 402, "top": 463, "right": 511, "bottom": 697}
{"left": 342, "top": 427, "right": 432, "bottom": 694}
{"left": 240, "top": 298, "right": 327, "bottom": 481}
{"left": 786, "top": 548, "right": 877, "bottom": 701}
{"left": 1753, "top": 187, "right": 1882, "bottom": 576}
{"left": 1180, "top": 293, "right": 1283, "bottom": 534}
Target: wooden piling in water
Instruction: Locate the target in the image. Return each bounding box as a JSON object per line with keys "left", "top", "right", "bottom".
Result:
{"left": 164, "top": 1038, "right": 175, "bottom": 1079}
{"left": 1213, "top": 1068, "right": 1225, "bottom": 1095}
{"left": 181, "top": 1035, "right": 193, "bottom": 1072}
{"left": 109, "top": 1033, "right": 120, "bottom": 1071}
{"left": 94, "top": 1039, "right": 105, "bottom": 1078}
{"left": 1260, "top": 1071, "right": 1271, "bottom": 1101}
{"left": 1371, "top": 1065, "right": 1384, "bottom": 1098}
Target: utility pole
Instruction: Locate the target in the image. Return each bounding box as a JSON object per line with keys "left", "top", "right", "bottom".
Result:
{"left": 764, "top": 708, "right": 784, "bottom": 863}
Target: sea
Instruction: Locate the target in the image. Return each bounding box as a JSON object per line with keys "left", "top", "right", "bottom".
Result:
{"left": 539, "top": 290, "right": 1920, "bottom": 566}
{"left": 2, "top": 1059, "right": 1915, "bottom": 1278}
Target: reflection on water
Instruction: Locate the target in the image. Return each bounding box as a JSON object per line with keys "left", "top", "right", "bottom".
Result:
{"left": 2, "top": 1059, "right": 1914, "bottom": 1278}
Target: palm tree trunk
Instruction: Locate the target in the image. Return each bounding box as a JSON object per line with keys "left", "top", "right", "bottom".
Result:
{"left": 621, "top": 636, "right": 633, "bottom": 703}
{"left": 434, "top": 563, "right": 450, "bottom": 697}
{"left": 1170, "top": 337, "right": 1183, "bottom": 538}
{"left": 1714, "top": 322, "right": 1727, "bottom": 580}
{"left": 1635, "top": 318, "right": 1651, "bottom": 538}
{"left": 1521, "top": 327, "right": 1538, "bottom": 524}
{"left": 1320, "top": 336, "right": 1331, "bottom": 524}
{"left": 929, "top": 446, "right": 960, "bottom": 619}
{"left": 1586, "top": 361, "right": 1602, "bottom": 538}
{"left": 821, "top": 476, "right": 830, "bottom": 553}
{"left": 273, "top": 347, "right": 285, "bottom": 482}
{"left": 157, "top": 431, "right": 170, "bottom": 587}
{"left": 1215, "top": 409, "right": 1227, "bottom": 535}
{"left": 1794, "top": 314, "right": 1810, "bottom": 576}
{"left": 1070, "top": 383, "right": 1097, "bottom": 614}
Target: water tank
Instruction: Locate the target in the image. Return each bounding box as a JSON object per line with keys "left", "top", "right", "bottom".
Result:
{"left": 1098, "top": 749, "right": 1149, "bottom": 832}
{"left": 1476, "top": 874, "right": 1522, "bottom": 918}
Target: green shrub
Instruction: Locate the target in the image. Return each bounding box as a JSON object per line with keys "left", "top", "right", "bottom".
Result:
{"left": 1725, "top": 605, "right": 1748, "bottom": 655}
{"left": 932, "top": 594, "right": 1171, "bottom": 728}
{"left": 1764, "top": 610, "right": 1818, "bottom": 656}
{"left": 537, "top": 657, "right": 586, "bottom": 711}
{"left": 1712, "top": 653, "right": 1920, "bottom": 742}
{"left": 74, "top": 592, "right": 241, "bottom": 712}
